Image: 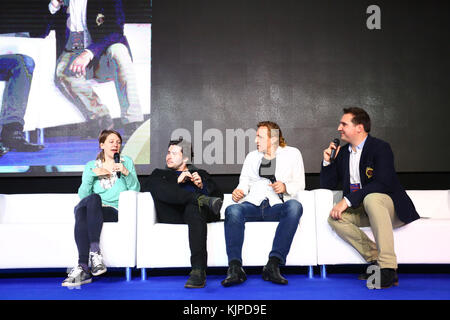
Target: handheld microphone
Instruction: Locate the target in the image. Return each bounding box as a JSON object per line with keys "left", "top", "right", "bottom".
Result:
{"left": 330, "top": 138, "right": 340, "bottom": 163}
{"left": 267, "top": 175, "right": 284, "bottom": 203}
{"left": 114, "top": 152, "right": 121, "bottom": 178}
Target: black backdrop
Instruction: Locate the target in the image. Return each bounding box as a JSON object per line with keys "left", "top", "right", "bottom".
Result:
{"left": 151, "top": 0, "right": 450, "bottom": 174}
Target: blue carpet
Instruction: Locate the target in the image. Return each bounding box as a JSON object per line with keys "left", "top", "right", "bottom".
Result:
{"left": 1, "top": 273, "right": 450, "bottom": 300}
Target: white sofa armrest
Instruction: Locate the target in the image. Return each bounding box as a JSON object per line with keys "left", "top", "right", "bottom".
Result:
{"left": 99, "top": 190, "right": 138, "bottom": 267}
{"left": 118, "top": 190, "right": 139, "bottom": 226}
{"left": 136, "top": 192, "right": 157, "bottom": 268}
{"left": 137, "top": 192, "right": 157, "bottom": 225}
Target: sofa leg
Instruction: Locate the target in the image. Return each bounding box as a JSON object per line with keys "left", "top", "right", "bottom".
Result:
{"left": 141, "top": 268, "right": 147, "bottom": 281}
{"left": 320, "top": 265, "right": 327, "bottom": 279}
{"left": 308, "top": 266, "right": 314, "bottom": 279}
{"left": 125, "top": 267, "right": 132, "bottom": 282}
{"left": 37, "top": 128, "right": 45, "bottom": 145}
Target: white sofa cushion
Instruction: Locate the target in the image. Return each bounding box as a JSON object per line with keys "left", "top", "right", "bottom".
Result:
{"left": 0, "top": 191, "right": 137, "bottom": 269}
{"left": 0, "top": 194, "right": 78, "bottom": 224}
{"left": 406, "top": 190, "right": 450, "bottom": 219}
{"left": 137, "top": 191, "right": 317, "bottom": 268}
{"left": 314, "top": 189, "right": 450, "bottom": 265}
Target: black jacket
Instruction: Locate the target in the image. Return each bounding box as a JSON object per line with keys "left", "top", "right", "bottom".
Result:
{"left": 142, "top": 165, "right": 223, "bottom": 222}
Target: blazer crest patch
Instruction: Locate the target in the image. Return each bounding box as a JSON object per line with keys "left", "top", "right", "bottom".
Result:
{"left": 96, "top": 13, "right": 105, "bottom": 26}
{"left": 366, "top": 166, "right": 374, "bottom": 179}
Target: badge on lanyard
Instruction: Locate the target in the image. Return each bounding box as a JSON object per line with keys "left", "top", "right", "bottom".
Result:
{"left": 350, "top": 183, "right": 361, "bottom": 193}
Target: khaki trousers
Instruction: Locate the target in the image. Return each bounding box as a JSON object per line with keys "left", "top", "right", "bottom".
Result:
{"left": 328, "top": 193, "right": 404, "bottom": 269}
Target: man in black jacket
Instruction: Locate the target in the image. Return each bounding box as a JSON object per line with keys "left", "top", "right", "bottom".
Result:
{"left": 320, "top": 107, "right": 419, "bottom": 289}
{"left": 142, "top": 138, "right": 223, "bottom": 288}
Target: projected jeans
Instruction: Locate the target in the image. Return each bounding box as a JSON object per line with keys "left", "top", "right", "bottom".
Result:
{"left": 0, "top": 54, "right": 34, "bottom": 132}
{"left": 224, "top": 199, "right": 303, "bottom": 265}
{"left": 55, "top": 43, "right": 143, "bottom": 124}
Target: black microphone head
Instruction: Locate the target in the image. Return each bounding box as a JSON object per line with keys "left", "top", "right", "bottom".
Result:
{"left": 330, "top": 138, "right": 340, "bottom": 163}
{"left": 333, "top": 138, "right": 340, "bottom": 147}
{"left": 114, "top": 152, "right": 120, "bottom": 163}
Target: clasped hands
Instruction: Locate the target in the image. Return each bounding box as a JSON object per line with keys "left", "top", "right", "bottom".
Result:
{"left": 178, "top": 171, "right": 203, "bottom": 189}
{"left": 92, "top": 163, "right": 129, "bottom": 178}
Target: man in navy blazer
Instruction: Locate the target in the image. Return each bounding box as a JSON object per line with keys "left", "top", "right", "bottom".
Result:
{"left": 320, "top": 107, "right": 419, "bottom": 289}
{"left": 44, "top": 0, "right": 143, "bottom": 139}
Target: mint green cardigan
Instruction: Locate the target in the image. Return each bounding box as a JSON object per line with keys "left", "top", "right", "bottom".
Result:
{"left": 78, "top": 155, "right": 140, "bottom": 209}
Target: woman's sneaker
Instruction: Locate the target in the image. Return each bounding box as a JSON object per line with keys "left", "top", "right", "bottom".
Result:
{"left": 62, "top": 265, "right": 92, "bottom": 287}
{"left": 90, "top": 251, "right": 107, "bottom": 276}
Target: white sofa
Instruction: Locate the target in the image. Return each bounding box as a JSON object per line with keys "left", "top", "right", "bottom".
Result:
{"left": 0, "top": 191, "right": 138, "bottom": 280}
{"left": 136, "top": 191, "right": 317, "bottom": 279}
{"left": 314, "top": 189, "right": 450, "bottom": 277}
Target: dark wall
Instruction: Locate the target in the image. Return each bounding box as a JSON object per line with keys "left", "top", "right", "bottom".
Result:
{"left": 151, "top": 0, "right": 450, "bottom": 174}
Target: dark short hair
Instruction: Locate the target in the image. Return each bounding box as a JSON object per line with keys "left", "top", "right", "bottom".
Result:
{"left": 343, "top": 107, "right": 371, "bottom": 133}
{"left": 168, "top": 137, "right": 194, "bottom": 160}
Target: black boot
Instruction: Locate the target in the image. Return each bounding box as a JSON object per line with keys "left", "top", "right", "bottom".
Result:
{"left": 197, "top": 195, "right": 223, "bottom": 218}
{"left": 358, "top": 260, "right": 378, "bottom": 280}
{"left": 379, "top": 268, "right": 399, "bottom": 289}
{"left": 85, "top": 115, "right": 114, "bottom": 139}
{"left": 221, "top": 260, "right": 247, "bottom": 287}
{"left": 366, "top": 267, "right": 399, "bottom": 289}
{"left": 1, "top": 123, "right": 44, "bottom": 152}
{"left": 184, "top": 268, "right": 206, "bottom": 288}
{"left": 262, "top": 257, "right": 288, "bottom": 285}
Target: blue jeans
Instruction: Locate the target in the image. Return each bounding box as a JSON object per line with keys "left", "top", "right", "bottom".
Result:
{"left": 224, "top": 199, "right": 303, "bottom": 265}
{"left": 0, "top": 54, "right": 35, "bottom": 130}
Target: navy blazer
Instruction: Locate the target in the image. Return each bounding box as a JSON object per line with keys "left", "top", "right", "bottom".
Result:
{"left": 320, "top": 135, "right": 419, "bottom": 224}
{"left": 42, "top": 0, "right": 131, "bottom": 64}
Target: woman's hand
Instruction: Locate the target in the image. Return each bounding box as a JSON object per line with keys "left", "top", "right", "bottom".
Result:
{"left": 93, "top": 167, "right": 111, "bottom": 177}
{"left": 113, "top": 163, "right": 129, "bottom": 176}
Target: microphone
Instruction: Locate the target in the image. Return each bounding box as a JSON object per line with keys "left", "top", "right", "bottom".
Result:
{"left": 114, "top": 152, "right": 121, "bottom": 178}
{"left": 330, "top": 138, "right": 340, "bottom": 163}
{"left": 265, "top": 175, "right": 284, "bottom": 203}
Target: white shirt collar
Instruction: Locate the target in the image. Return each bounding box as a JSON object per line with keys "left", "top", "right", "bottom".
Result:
{"left": 348, "top": 136, "right": 368, "bottom": 153}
